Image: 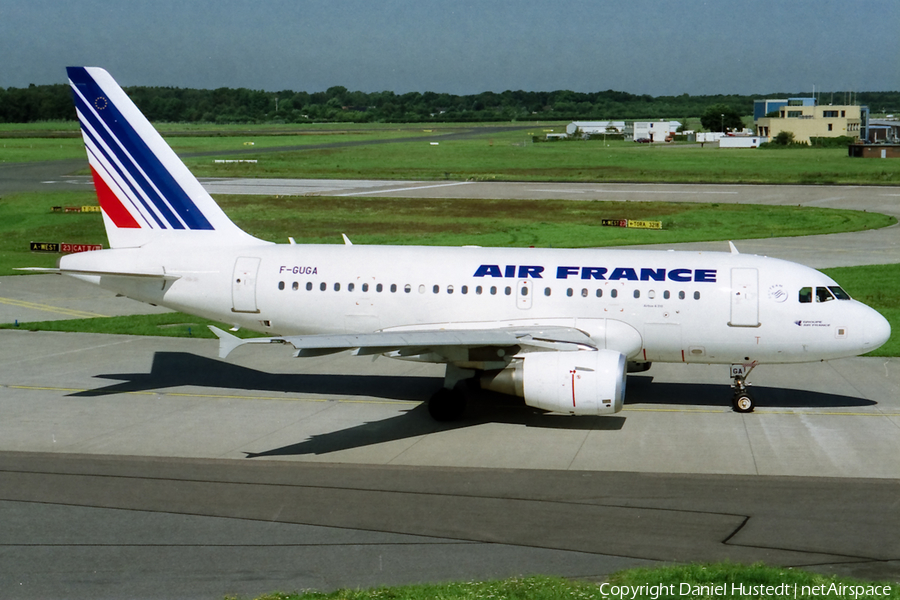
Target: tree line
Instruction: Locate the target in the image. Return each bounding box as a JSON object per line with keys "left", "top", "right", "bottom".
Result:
{"left": 2, "top": 82, "right": 898, "bottom": 125}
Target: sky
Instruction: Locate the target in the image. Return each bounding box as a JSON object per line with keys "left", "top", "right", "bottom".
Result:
{"left": 2, "top": 0, "right": 898, "bottom": 96}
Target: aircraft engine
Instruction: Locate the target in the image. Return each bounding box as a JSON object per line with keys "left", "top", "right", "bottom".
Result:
{"left": 479, "top": 350, "right": 626, "bottom": 415}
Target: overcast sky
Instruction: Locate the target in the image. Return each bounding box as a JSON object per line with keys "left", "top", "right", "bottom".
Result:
{"left": 2, "top": 0, "right": 898, "bottom": 96}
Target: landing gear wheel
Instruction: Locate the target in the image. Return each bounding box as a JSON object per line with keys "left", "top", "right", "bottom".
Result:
{"left": 732, "top": 393, "right": 754, "bottom": 413}
{"left": 730, "top": 362, "right": 758, "bottom": 413}
{"left": 428, "top": 387, "right": 467, "bottom": 421}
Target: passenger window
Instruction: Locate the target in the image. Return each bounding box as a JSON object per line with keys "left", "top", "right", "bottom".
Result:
{"left": 505, "top": 286, "right": 512, "bottom": 296}
{"left": 334, "top": 283, "right": 341, "bottom": 292}
{"left": 292, "top": 282, "right": 299, "bottom": 291}
{"left": 633, "top": 290, "right": 640, "bottom": 299}
{"left": 678, "top": 291, "right": 685, "bottom": 300}
{"left": 816, "top": 287, "right": 835, "bottom": 302}
{"left": 278, "top": 281, "right": 285, "bottom": 290}
{"left": 461, "top": 285, "right": 468, "bottom": 295}
{"left": 694, "top": 291, "right": 700, "bottom": 300}
{"left": 419, "top": 285, "right": 426, "bottom": 294}
{"left": 320, "top": 282, "right": 327, "bottom": 291}
{"left": 433, "top": 285, "right": 439, "bottom": 294}
{"left": 544, "top": 287, "right": 551, "bottom": 296}
{"left": 306, "top": 282, "right": 313, "bottom": 291}
{"left": 490, "top": 286, "right": 497, "bottom": 295}
{"left": 521, "top": 286, "right": 528, "bottom": 296}
{"left": 581, "top": 288, "right": 588, "bottom": 297}
{"left": 829, "top": 286, "right": 851, "bottom": 300}
{"left": 476, "top": 286, "right": 483, "bottom": 295}
{"left": 663, "top": 290, "right": 670, "bottom": 299}
{"left": 648, "top": 290, "right": 655, "bottom": 299}
{"left": 447, "top": 285, "right": 454, "bottom": 294}
{"left": 376, "top": 283, "right": 383, "bottom": 292}
{"left": 596, "top": 289, "right": 602, "bottom": 298}
{"left": 611, "top": 289, "right": 618, "bottom": 299}
{"left": 402, "top": 284, "right": 409, "bottom": 293}
{"left": 348, "top": 283, "right": 355, "bottom": 292}
{"left": 361, "top": 283, "right": 368, "bottom": 292}
{"left": 567, "top": 288, "right": 573, "bottom": 297}
{"left": 799, "top": 287, "right": 812, "bottom": 303}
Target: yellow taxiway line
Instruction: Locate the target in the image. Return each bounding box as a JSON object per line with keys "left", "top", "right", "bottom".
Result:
{"left": 0, "top": 296, "right": 108, "bottom": 320}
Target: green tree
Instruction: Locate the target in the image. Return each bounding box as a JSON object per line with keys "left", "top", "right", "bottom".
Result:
{"left": 773, "top": 130, "right": 795, "bottom": 146}
{"left": 700, "top": 104, "right": 743, "bottom": 132}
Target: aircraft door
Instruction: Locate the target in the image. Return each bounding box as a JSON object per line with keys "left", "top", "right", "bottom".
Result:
{"left": 232, "top": 257, "right": 261, "bottom": 313}
{"left": 729, "top": 268, "right": 759, "bottom": 327}
{"left": 516, "top": 279, "right": 532, "bottom": 310}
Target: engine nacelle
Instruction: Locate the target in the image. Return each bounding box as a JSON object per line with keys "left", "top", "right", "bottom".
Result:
{"left": 480, "top": 350, "right": 626, "bottom": 415}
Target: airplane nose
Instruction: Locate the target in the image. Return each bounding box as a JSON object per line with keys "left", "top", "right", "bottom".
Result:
{"left": 862, "top": 306, "right": 891, "bottom": 353}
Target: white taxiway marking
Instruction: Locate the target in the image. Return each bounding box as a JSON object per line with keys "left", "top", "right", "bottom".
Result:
{"left": 337, "top": 181, "right": 473, "bottom": 196}
{"left": 530, "top": 188, "right": 738, "bottom": 195}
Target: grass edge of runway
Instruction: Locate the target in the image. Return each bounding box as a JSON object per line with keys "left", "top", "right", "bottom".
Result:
{"left": 243, "top": 563, "right": 898, "bottom": 599}
{"left": 3, "top": 190, "right": 895, "bottom": 276}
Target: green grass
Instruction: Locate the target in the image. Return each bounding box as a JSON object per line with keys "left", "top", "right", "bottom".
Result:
{"left": 0, "top": 137, "right": 86, "bottom": 162}
{"left": 0, "top": 312, "right": 260, "bottom": 339}
{"left": 0, "top": 191, "right": 108, "bottom": 273}
{"left": 235, "top": 564, "right": 897, "bottom": 599}
{"left": 213, "top": 196, "right": 893, "bottom": 248}
{"left": 4, "top": 121, "right": 899, "bottom": 184}
{"left": 2, "top": 191, "right": 893, "bottom": 276}
{"left": 0, "top": 126, "right": 439, "bottom": 162}
{"left": 181, "top": 134, "right": 900, "bottom": 185}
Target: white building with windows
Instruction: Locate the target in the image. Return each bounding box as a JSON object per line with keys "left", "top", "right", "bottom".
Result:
{"left": 755, "top": 98, "right": 866, "bottom": 143}
{"left": 624, "top": 120, "right": 681, "bottom": 142}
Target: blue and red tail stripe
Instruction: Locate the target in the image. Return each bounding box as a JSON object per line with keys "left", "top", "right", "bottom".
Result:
{"left": 67, "top": 67, "right": 213, "bottom": 231}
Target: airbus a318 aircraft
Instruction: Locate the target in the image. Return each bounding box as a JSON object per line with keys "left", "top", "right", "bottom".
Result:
{"left": 44, "top": 67, "right": 891, "bottom": 420}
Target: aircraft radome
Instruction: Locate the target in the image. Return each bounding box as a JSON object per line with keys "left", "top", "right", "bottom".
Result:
{"left": 26, "top": 67, "right": 891, "bottom": 421}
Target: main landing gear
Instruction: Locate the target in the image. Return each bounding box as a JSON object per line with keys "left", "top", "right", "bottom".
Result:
{"left": 730, "top": 362, "right": 757, "bottom": 413}
{"left": 427, "top": 365, "right": 474, "bottom": 422}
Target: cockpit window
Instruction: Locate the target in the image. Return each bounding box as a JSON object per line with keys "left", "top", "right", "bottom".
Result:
{"left": 799, "top": 287, "right": 812, "bottom": 303}
{"left": 828, "top": 286, "right": 851, "bottom": 300}
{"left": 815, "top": 287, "right": 835, "bottom": 302}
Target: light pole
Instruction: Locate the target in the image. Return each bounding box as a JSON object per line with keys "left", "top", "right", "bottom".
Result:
{"left": 721, "top": 113, "right": 724, "bottom": 133}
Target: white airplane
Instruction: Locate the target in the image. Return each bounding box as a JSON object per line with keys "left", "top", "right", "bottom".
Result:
{"left": 46, "top": 67, "right": 891, "bottom": 420}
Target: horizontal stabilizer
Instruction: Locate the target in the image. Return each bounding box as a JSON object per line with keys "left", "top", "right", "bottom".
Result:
{"left": 63, "top": 268, "right": 181, "bottom": 281}
{"left": 208, "top": 326, "right": 290, "bottom": 359}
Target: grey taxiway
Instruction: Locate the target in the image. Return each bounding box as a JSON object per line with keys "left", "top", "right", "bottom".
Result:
{"left": 0, "top": 178, "right": 898, "bottom": 599}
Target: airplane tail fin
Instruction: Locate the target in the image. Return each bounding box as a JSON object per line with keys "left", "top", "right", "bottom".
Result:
{"left": 67, "top": 67, "right": 264, "bottom": 249}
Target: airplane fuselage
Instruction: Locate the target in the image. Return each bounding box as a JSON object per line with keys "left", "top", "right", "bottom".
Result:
{"left": 63, "top": 243, "right": 889, "bottom": 366}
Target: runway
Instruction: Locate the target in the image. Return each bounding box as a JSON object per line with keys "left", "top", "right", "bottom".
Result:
{"left": 1, "top": 177, "right": 899, "bottom": 598}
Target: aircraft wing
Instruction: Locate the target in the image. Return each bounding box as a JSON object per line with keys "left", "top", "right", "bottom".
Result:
{"left": 209, "top": 325, "right": 598, "bottom": 360}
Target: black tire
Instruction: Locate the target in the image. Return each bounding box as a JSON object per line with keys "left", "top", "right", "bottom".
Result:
{"left": 732, "top": 393, "right": 754, "bottom": 413}
{"left": 427, "top": 387, "right": 467, "bottom": 421}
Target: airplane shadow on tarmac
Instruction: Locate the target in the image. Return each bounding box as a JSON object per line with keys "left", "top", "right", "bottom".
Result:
{"left": 69, "top": 352, "right": 874, "bottom": 457}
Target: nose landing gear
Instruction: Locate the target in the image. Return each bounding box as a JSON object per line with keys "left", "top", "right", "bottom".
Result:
{"left": 731, "top": 362, "right": 758, "bottom": 413}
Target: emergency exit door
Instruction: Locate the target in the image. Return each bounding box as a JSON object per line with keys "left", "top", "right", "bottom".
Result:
{"left": 232, "top": 257, "right": 261, "bottom": 313}
{"left": 729, "top": 267, "right": 759, "bottom": 327}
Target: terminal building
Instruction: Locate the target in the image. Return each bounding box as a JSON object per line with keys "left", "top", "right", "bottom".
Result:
{"left": 754, "top": 97, "right": 868, "bottom": 143}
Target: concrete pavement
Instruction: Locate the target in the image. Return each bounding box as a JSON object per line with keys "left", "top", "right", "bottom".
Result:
{"left": 1, "top": 179, "right": 899, "bottom": 598}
